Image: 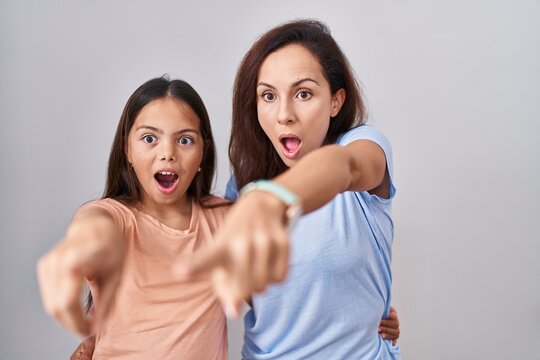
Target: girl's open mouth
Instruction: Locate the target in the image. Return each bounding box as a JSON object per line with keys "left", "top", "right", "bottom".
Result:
{"left": 154, "top": 170, "right": 179, "bottom": 194}
{"left": 279, "top": 135, "right": 302, "bottom": 159}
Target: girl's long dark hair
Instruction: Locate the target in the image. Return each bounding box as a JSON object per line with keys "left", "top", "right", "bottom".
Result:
{"left": 229, "top": 19, "right": 366, "bottom": 190}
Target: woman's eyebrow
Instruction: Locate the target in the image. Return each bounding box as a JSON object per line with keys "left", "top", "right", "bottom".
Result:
{"left": 291, "top": 78, "right": 320, "bottom": 88}
{"left": 257, "top": 82, "right": 275, "bottom": 90}
{"left": 256, "top": 78, "right": 320, "bottom": 90}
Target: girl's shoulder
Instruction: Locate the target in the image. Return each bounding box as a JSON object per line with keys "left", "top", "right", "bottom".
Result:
{"left": 200, "top": 195, "right": 232, "bottom": 208}
{"left": 198, "top": 195, "right": 231, "bottom": 226}
{"left": 76, "top": 198, "right": 136, "bottom": 229}
{"left": 80, "top": 198, "right": 134, "bottom": 214}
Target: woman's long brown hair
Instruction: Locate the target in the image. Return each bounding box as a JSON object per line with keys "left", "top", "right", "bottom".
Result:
{"left": 229, "top": 19, "right": 366, "bottom": 190}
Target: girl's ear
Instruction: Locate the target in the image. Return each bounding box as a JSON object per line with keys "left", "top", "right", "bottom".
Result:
{"left": 330, "top": 88, "right": 346, "bottom": 118}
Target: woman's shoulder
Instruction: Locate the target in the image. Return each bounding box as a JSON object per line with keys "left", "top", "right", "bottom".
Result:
{"left": 337, "top": 124, "right": 389, "bottom": 145}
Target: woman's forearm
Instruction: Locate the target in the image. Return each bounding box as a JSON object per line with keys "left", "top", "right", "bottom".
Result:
{"left": 273, "top": 140, "right": 386, "bottom": 214}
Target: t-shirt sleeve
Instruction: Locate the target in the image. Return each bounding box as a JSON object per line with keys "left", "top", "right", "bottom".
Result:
{"left": 74, "top": 198, "right": 131, "bottom": 232}
{"left": 337, "top": 125, "right": 396, "bottom": 199}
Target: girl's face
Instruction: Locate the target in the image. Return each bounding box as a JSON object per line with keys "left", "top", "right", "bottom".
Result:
{"left": 126, "top": 97, "right": 203, "bottom": 211}
{"left": 256, "top": 44, "right": 345, "bottom": 167}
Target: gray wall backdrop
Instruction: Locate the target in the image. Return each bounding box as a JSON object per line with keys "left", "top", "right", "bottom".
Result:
{"left": 1, "top": 1, "right": 539, "bottom": 359}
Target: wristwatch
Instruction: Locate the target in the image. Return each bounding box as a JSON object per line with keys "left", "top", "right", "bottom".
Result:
{"left": 240, "top": 180, "right": 303, "bottom": 231}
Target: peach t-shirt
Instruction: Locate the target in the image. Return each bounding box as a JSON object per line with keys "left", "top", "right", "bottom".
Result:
{"left": 77, "top": 197, "right": 230, "bottom": 360}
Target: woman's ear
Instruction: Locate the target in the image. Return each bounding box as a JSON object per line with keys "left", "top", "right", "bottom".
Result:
{"left": 330, "top": 88, "right": 346, "bottom": 118}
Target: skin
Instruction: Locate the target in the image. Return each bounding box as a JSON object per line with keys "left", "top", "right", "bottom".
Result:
{"left": 37, "top": 97, "right": 204, "bottom": 337}
{"left": 185, "top": 44, "right": 391, "bottom": 318}
{"left": 256, "top": 44, "right": 345, "bottom": 167}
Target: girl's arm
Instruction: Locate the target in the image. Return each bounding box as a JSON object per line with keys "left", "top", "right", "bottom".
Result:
{"left": 37, "top": 209, "right": 124, "bottom": 337}
{"left": 379, "top": 306, "right": 400, "bottom": 345}
{"left": 182, "top": 140, "right": 388, "bottom": 317}
{"left": 70, "top": 335, "right": 96, "bottom": 360}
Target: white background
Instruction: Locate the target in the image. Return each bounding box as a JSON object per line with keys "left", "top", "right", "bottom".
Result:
{"left": 1, "top": 1, "right": 539, "bottom": 359}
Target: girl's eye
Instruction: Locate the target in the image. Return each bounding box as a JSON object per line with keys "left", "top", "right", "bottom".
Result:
{"left": 142, "top": 135, "right": 157, "bottom": 144}
{"left": 262, "top": 92, "right": 275, "bottom": 102}
{"left": 297, "top": 90, "right": 312, "bottom": 100}
{"left": 178, "top": 137, "right": 194, "bottom": 146}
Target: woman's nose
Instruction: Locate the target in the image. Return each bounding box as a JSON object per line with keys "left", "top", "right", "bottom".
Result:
{"left": 277, "top": 99, "right": 296, "bottom": 125}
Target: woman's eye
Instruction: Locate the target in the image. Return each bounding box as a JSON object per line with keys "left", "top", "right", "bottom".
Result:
{"left": 262, "top": 92, "right": 275, "bottom": 102}
{"left": 297, "top": 91, "right": 312, "bottom": 100}
{"left": 142, "top": 135, "right": 157, "bottom": 144}
{"left": 178, "top": 137, "right": 194, "bottom": 145}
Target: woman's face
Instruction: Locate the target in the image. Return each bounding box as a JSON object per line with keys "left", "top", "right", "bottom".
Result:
{"left": 256, "top": 44, "right": 345, "bottom": 167}
{"left": 126, "top": 97, "right": 204, "bottom": 211}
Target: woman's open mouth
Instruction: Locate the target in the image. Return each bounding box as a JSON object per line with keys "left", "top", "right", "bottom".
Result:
{"left": 279, "top": 134, "right": 302, "bottom": 159}
{"left": 154, "top": 170, "right": 179, "bottom": 194}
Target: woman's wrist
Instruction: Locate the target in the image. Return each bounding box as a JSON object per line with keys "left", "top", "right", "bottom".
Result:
{"left": 240, "top": 180, "right": 302, "bottom": 229}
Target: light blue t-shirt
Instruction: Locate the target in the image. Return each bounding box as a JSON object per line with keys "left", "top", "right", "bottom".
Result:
{"left": 225, "top": 125, "right": 400, "bottom": 359}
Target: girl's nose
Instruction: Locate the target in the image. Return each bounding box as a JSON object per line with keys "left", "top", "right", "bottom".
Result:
{"left": 160, "top": 142, "right": 176, "bottom": 162}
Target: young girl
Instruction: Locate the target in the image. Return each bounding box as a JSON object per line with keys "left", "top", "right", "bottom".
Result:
{"left": 37, "top": 77, "right": 229, "bottom": 359}
{"left": 186, "top": 20, "right": 401, "bottom": 359}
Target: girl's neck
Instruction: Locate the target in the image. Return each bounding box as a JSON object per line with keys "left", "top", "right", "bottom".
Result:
{"left": 137, "top": 196, "right": 193, "bottom": 231}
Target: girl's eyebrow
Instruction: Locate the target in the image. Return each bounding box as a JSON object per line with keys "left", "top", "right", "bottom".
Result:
{"left": 256, "top": 77, "right": 320, "bottom": 90}
{"left": 135, "top": 125, "right": 200, "bottom": 136}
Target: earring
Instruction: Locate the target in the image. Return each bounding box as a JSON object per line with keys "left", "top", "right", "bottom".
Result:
{"left": 197, "top": 167, "right": 202, "bottom": 172}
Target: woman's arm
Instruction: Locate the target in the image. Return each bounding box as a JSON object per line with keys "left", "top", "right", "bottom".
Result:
{"left": 181, "top": 140, "right": 389, "bottom": 317}
{"left": 273, "top": 140, "right": 388, "bottom": 213}
{"left": 37, "top": 209, "right": 124, "bottom": 337}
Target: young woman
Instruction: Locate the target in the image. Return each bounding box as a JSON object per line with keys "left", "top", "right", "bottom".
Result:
{"left": 186, "top": 20, "right": 401, "bottom": 359}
